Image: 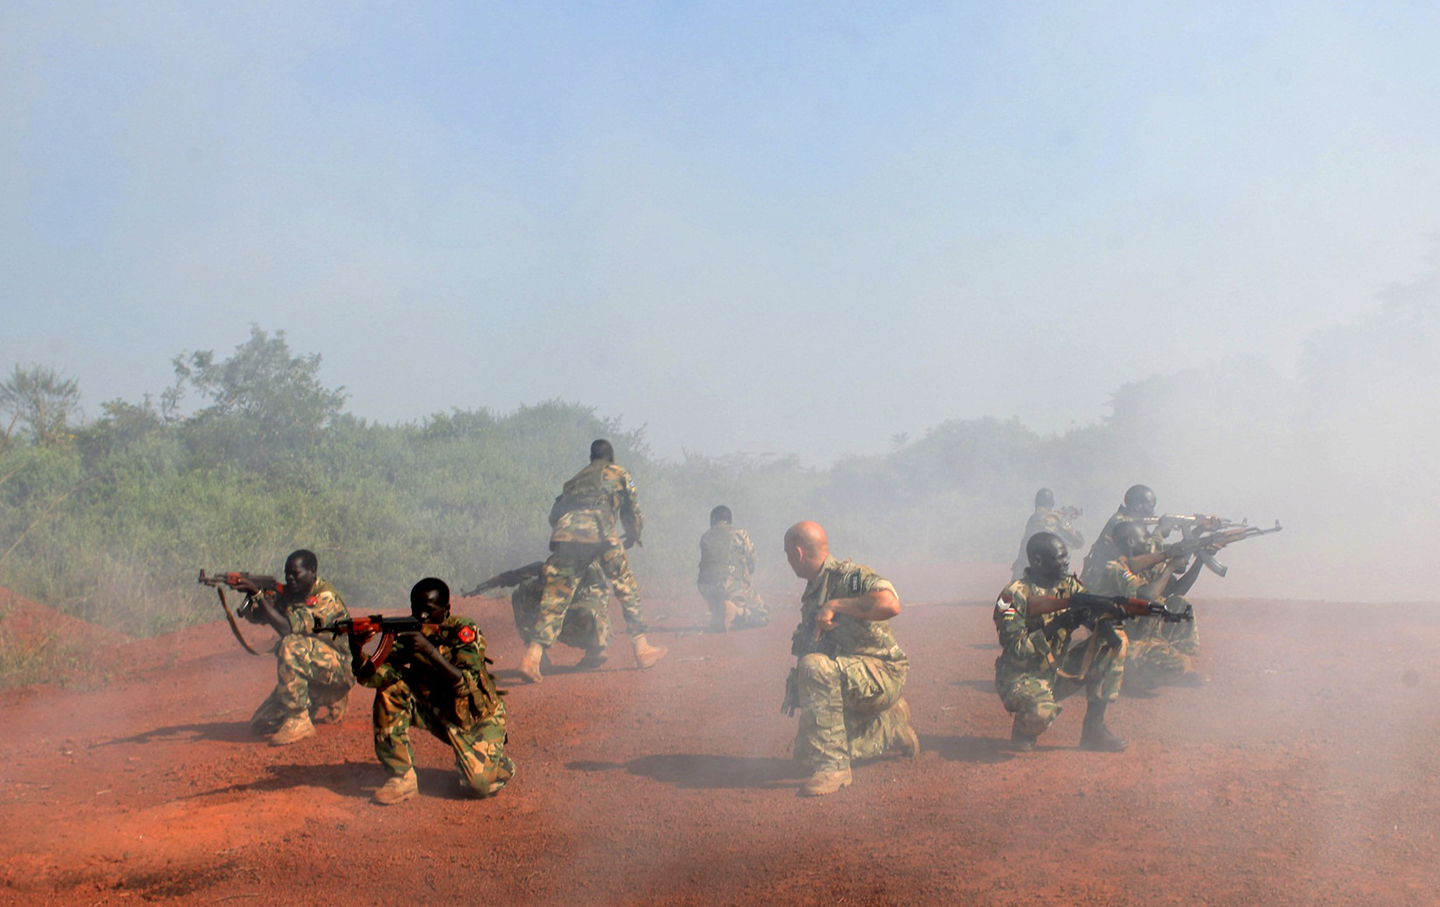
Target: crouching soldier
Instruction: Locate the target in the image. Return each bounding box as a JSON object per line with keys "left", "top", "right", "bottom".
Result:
{"left": 995, "top": 532, "right": 1127, "bottom": 753}
{"left": 352, "top": 578, "right": 515, "bottom": 805}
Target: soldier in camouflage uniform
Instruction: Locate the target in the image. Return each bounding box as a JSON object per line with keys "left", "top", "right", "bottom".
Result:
{"left": 995, "top": 532, "right": 1127, "bottom": 752}
{"left": 1010, "top": 488, "right": 1086, "bottom": 580}
{"left": 782, "top": 521, "right": 918, "bottom": 797}
{"left": 508, "top": 561, "right": 614, "bottom": 668}
{"left": 519, "top": 439, "right": 666, "bottom": 682}
{"left": 1089, "top": 522, "right": 1206, "bottom": 690}
{"left": 236, "top": 549, "right": 354, "bottom": 746}
{"left": 698, "top": 505, "right": 768, "bottom": 632}
{"left": 353, "top": 577, "right": 515, "bottom": 805}
{"left": 1080, "top": 484, "right": 1157, "bottom": 585}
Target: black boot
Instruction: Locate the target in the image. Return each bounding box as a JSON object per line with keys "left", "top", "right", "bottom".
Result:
{"left": 1079, "top": 699, "right": 1127, "bottom": 752}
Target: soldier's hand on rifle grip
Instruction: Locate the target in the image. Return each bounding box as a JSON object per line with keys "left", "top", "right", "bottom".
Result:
{"left": 814, "top": 601, "right": 839, "bottom": 639}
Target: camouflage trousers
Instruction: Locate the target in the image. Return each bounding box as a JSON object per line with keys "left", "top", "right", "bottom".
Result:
{"left": 371, "top": 678, "right": 515, "bottom": 799}
{"left": 698, "top": 578, "right": 769, "bottom": 630}
{"left": 1124, "top": 598, "right": 1200, "bottom": 687}
{"left": 250, "top": 635, "right": 354, "bottom": 733}
{"left": 512, "top": 572, "right": 614, "bottom": 651}
{"left": 534, "top": 542, "right": 646, "bottom": 648}
{"left": 997, "top": 630, "right": 1126, "bottom": 738}
{"left": 794, "top": 653, "right": 909, "bottom": 773}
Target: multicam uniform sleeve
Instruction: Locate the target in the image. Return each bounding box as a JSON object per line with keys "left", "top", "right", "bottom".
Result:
{"left": 993, "top": 582, "right": 1049, "bottom": 663}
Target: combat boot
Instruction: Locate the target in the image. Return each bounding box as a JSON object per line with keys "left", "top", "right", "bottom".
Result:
{"left": 890, "top": 697, "right": 920, "bottom": 757}
{"left": 577, "top": 646, "right": 609, "bottom": 669}
{"left": 1079, "top": 700, "right": 1127, "bottom": 752}
{"left": 269, "top": 713, "right": 316, "bottom": 747}
{"left": 631, "top": 634, "right": 667, "bottom": 669}
{"left": 799, "top": 766, "right": 852, "bottom": 797}
{"left": 1009, "top": 716, "right": 1038, "bottom": 752}
{"left": 374, "top": 768, "right": 417, "bottom": 805}
{"left": 519, "top": 642, "right": 545, "bottom": 683}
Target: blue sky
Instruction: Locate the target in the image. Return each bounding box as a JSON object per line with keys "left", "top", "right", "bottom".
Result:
{"left": 3, "top": 1, "right": 1438, "bottom": 460}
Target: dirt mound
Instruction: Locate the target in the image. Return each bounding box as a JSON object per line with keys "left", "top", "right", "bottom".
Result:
{"left": 0, "top": 575, "right": 1436, "bottom": 904}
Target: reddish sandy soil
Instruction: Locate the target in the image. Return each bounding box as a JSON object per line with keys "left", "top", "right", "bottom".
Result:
{"left": 1, "top": 570, "right": 1437, "bottom": 906}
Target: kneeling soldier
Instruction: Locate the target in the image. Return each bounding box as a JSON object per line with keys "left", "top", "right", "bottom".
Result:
{"left": 352, "top": 578, "right": 515, "bottom": 805}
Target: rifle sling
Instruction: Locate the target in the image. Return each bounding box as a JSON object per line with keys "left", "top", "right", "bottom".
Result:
{"left": 217, "top": 587, "right": 264, "bottom": 657}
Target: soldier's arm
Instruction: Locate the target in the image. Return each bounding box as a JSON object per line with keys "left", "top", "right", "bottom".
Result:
{"left": 618, "top": 469, "right": 643, "bottom": 542}
{"left": 814, "top": 575, "right": 899, "bottom": 633}
{"left": 741, "top": 531, "right": 757, "bottom": 572}
{"left": 994, "top": 597, "right": 1047, "bottom": 661}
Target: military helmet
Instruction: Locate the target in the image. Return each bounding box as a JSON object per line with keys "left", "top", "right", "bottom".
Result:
{"left": 1123, "top": 484, "right": 1157, "bottom": 517}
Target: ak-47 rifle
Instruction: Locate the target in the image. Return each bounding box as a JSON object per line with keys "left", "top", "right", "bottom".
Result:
{"left": 1126, "top": 520, "right": 1283, "bottom": 577}
{"left": 1059, "top": 505, "right": 1083, "bottom": 522}
{"left": 313, "top": 614, "right": 440, "bottom": 674}
{"left": 197, "top": 570, "right": 285, "bottom": 656}
{"left": 1000, "top": 588, "right": 1194, "bottom": 625}
{"left": 461, "top": 561, "right": 545, "bottom": 598}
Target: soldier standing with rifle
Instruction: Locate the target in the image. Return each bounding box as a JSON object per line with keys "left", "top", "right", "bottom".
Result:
{"left": 518, "top": 439, "right": 666, "bottom": 683}
{"left": 231, "top": 548, "right": 353, "bottom": 746}
{"left": 782, "top": 521, "right": 918, "bottom": 797}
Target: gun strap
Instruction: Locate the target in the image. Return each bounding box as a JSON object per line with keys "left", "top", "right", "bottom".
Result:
{"left": 217, "top": 588, "right": 263, "bottom": 657}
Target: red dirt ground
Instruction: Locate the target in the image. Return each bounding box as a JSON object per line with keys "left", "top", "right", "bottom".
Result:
{"left": 0, "top": 571, "right": 1437, "bottom": 906}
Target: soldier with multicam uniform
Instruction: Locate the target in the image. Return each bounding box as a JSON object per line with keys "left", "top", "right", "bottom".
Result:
{"left": 698, "top": 505, "right": 769, "bottom": 632}
{"left": 1010, "top": 488, "right": 1086, "bottom": 580}
{"left": 519, "top": 439, "right": 666, "bottom": 683}
{"left": 235, "top": 549, "right": 353, "bottom": 746}
{"left": 1089, "top": 522, "right": 1205, "bottom": 690}
{"left": 995, "top": 532, "right": 1127, "bottom": 752}
{"left": 354, "top": 577, "right": 515, "bottom": 805}
{"left": 1080, "top": 484, "right": 1157, "bottom": 585}
{"left": 782, "top": 521, "right": 918, "bottom": 797}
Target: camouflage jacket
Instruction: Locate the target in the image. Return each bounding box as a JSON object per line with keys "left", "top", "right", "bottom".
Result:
{"left": 697, "top": 524, "right": 757, "bottom": 586}
{"left": 1010, "top": 508, "right": 1086, "bottom": 579}
{"left": 1080, "top": 507, "right": 1144, "bottom": 585}
{"left": 1087, "top": 536, "right": 1167, "bottom": 599}
{"left": 793, "top": 556, "right": 907, "bottom": 665}
{"left": 993, "top": 571, "right": 1085, "bottom": 682}
{"left": 253, "top": 578, "right": 350, "bottom": 661}
{"left": 361, "top": 614, "right": 504, "bottom": 727}
{"left": 548, "top": 460, "right": 643, "bottom": 547}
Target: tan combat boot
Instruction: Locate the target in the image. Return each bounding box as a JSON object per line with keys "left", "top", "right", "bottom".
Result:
{"left": 519, "top": 642, "right": 545, "bottom": 683}
{"left": 269, "top": 713, "right": 316, "bottom": 747}
{"left": 631, "top": 634, "right": 667, "bottom": 669}
{"left": 890, "top": 697, "right": 920, "bottom": 757}
{"left": 374, "top": 768, "right": 417, "bottom": 805}
{"left": 799, "top": 766, "right": 852, "bottom": 797}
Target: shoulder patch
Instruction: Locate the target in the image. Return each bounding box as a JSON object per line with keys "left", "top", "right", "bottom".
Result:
{"left": 848, "top": 572, "right": 862, "bottom": 594}
{"left": 457, "top": 625, "right": 477, "bottom": 645}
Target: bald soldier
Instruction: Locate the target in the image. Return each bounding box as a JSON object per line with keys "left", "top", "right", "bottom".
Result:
{"left": 1080, "top": 484, "right": 1157, "bottom": 585}
{"left": 782, "top": 521, "right": 918, "bottom": 797}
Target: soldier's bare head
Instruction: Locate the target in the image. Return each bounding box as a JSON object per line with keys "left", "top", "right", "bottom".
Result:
{"left": 784, "top": 521, "right": 829, "bottom": 579}
{"left": 410, "top": 577, "right": 451, "bottom": 622}
{"left": 1035, "top": 488, "right": 1055, "bottom": 509}
{"left": 1025, "top": 532, "right": 1069, "bottom": 585}
{"left": 1123, "top": 484, "right": 1157, "bottom": 517}
{"left": 590, "top": 439, "right": 614, "bottom": 462}
{"left": 284, "top": 549, "right": 318, "bottom": 597}
{"left": 710, "top": 505, "right": 732, "bottom": 526}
